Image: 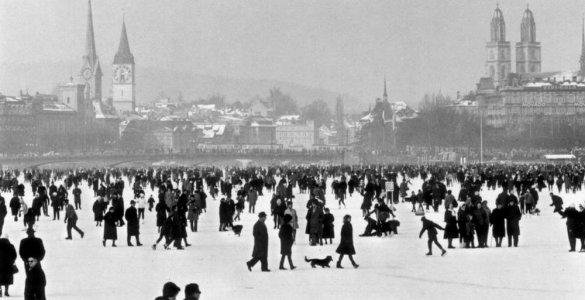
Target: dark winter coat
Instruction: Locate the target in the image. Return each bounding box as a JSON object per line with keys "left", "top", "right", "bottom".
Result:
{"left": 278, "top": 223, "right": 294, "bottom": 256}
{"left": 336, "top": 221, "right": 356, "bottom": 255}
{"left": 18, "top": 236, "right": 45, "bottom": 262}
{"left": 103, "top": 212, "right": 118, "bottom": 240}
{"left": 506, "top": 205, "right": 522, "bottom": 236}
{"left": 490, "top": 207, "right": 506, "bottom": 238}
{"left": 155, "top": 202, "right": 167, "bottom": 227}
{"left": 9, "top": 196, "right": 20, "bottom": 215}
{"left": 125, "top": 206, "right": 140, "bottom": 236}
{"left": 92, "top": 200, "right": 103, "bottom": 222}
{"left": 252, "top": 220, "right": 269, "bottom": 258}
{"left": 457, "top": 208, "right": 468, "bottom": 238}
{"left": 419, "top": 218, "right": 444, "bottom": 239}
{"left": 560, "top": 207, "right": 585, "bottom": 238}
{"left": 322, "top": 213, "right": 335, "bottom": 239}
{"left": 309, "top": 206, "right": 324, "bottom": 235}
{"left": 25, "top": 263, "right": 46, "bottom": 291}
{"left": 443, "top": 210, "right": 459, "bottom": 239}
{"left": 0, "top": 238, "right": 17, "bottom": 285}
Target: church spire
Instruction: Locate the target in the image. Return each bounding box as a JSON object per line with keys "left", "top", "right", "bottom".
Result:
{"left": 491, "top": 4, "right": 506, "bottom": 42}
{"left": 114, "top": 17, "right": 134, "bottom": 64}
{"left": 579, "top": 16, "right": 585, "bottom": 77}
{"left": 84, "top": 0, "right": 97, "bottom": 67}
{"left": 383, "top": 77, "right": 388, "bottom": 102}
{"left": 521, "top": 4, "right": 536, "bottom": 43}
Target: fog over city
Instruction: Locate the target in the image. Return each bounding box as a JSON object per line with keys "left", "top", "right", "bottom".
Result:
{"left": 1, "top": 0, "right": 584, "bottom": 106}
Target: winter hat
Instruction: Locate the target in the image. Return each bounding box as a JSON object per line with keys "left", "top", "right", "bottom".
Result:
{"left": 258, "top": 211, "right": 267, "bottom": 218}
{"left": 185, "top": 283, "right": 201, "bottom": 295}
{"left": 162, "top": 281, "right": 181, "bottom": 297}
{"left": 284, "top": 214, "right": 293, "bottom": 223}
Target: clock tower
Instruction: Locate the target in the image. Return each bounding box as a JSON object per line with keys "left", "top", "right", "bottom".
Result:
{"left": 112, "top": 18, "right": 135, "bottom": 114}
{"left": 80, "top": 0, "right": 102, "bottom": 102}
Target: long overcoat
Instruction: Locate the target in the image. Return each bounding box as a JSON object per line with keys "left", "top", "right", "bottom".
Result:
{"left": 252, "top": 220, "right": 268, "bottom": 258}
{"left": 336, "top": 221, "right": 356, "bottom": 255}
{"left": 278, "top": 223, "right": 294, "bottom": 256}
{"left": 0, "top": 238, "right": 16, "bottom": 285}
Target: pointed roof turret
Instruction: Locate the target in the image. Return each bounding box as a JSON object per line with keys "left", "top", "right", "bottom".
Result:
{"left": 521, "top": 4, "right": 536, "bottom": 42}
{"left": 491, "top": 3, "right": 506, "bottom": 42}
{"left": 84, "top": 0, "right": 97, "bottom": 67}
{"left": 114, "top": 17, "right": 135, "bottom": 64}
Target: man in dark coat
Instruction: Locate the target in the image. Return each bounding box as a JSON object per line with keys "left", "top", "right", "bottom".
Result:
{"left": 419, "top": 216, "right": 447, "bottom": 256}
{"left": 490, "top": 203, "right": 506, "bottom": 247}
{"left": 125, "top": 200, "right": 142, "bottom": 246}
{"left": 550, "top": 193, "right": 564, "bottom": 214}
{"left": 9, "top": 194, "right": 20, "bottom": 222}
{"left": 559, "top": 204, "right": 584, "bottom": 252}
{"left": 506, "top": 199, "right": 522, "bottom": 247}
{"left": 278, "top": 214, "right": 295, "bottom": 270}
{"left": 24, "top": 256, "right": 46, "bottom": 300}
{"left": 72, "top": 186, "right": 82, "bottom": 210}
{"left": 64, "top": 199, "right": 84, "bottom": 240}
{"left": 19, "top": 228, "right": 45, "bottom": 276}
{"left": 246, "top": 212, "right": 270, "bottom": 272}
{"left": 0, "top": 197, "right": 6, "bottom": 236}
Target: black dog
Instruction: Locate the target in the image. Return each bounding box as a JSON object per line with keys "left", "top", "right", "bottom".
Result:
{"left": 232, "top": 225, "right": 243, "bottom": 236}
{"left": 305, "top": 256, "right": 333, "bottom": 268}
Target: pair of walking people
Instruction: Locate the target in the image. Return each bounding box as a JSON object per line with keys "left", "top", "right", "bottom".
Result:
{"left": 246, "top": 212, "right": 358, "bottom": 271}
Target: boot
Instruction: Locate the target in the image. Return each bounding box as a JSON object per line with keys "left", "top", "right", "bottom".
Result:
{"left": 336, "top": 261, "right": 343, "bottom": 269}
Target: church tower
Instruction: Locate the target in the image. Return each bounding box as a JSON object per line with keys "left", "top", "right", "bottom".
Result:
{"left": 79, "top": 0, "right": 102, "bottom": 101}
{"left": 516, "top": 5, "right": 541, "bottom": 74}
{"left": 112, "top": 17, "right": 135, "bottom": 114}
{"left": 486, "top": 4, "right": 511, "bottom": 87}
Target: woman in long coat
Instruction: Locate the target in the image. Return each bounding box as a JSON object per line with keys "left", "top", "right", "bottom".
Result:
{"left": 322, "top": 208, "right": 335, "bottom": 244}
{"left": 0, "top": 234, "right": 17, "bottom": 297}
{"left": 103, "top": 207, "right": 118, "bottom": 247}
{"left": 457, "top": 204, "right": 468, "bottom": 246}
{"left": 490, "top": 203, "right": 506, "bottom": 247}
{"left": 278, "top": 214, "right": 295, "bottom": 270}
{"left": 443, "top": 204, "right": 459, "bottom": 248}
{"left": 336, "top": 215, "right": 358, "bottom": 269}
{"left": 309, "top": 204, "right": 324, "bottom": 246}
{"left": 92, "top": 197, "right": 104, "bottom": 226}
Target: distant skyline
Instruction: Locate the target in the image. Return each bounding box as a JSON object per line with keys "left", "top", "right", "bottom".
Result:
{"left": 1, "top": 0, "right": 585, "bottom": 107}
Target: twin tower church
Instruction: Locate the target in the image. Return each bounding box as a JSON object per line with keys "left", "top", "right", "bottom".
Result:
{"left": 486, "top": 4, "right": 542, "bottom": 87}
{"left": 80, "top": 0, "right": 135, "bottom": 115}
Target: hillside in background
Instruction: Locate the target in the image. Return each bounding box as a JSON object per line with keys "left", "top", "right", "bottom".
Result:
{"left": 0, "top": 61, "right": 366, "bottom": 112}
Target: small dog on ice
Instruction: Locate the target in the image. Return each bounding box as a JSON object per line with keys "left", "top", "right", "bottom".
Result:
{"left": 305, "top": 256, "right": 333, "bottom": 268}
{"left": 232, "top": 225, "right": 243, "bottom": 236}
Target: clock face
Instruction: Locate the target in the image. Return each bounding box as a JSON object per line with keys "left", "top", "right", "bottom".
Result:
{"left": 82, "top": 68, "right": 93, "bottom": 80}
{"left": 114, "top": 65, "right": 132, "bottom": 83}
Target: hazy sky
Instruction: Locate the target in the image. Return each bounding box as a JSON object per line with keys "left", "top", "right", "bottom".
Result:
{"left": 1, "top": 0, "right": 584, "bottom": 105}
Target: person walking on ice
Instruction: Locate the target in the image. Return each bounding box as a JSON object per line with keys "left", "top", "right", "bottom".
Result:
{"left": 419, "top": 215, "right": 447, "bottom": 256}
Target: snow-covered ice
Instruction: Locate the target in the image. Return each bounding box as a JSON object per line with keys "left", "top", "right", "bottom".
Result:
{"left": 2, "top": 172, "right": 585, "bottom": 300}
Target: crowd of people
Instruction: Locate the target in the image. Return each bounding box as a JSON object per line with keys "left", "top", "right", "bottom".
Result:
{"left": 1, "top": 162, "right": 585, "bottom": 298}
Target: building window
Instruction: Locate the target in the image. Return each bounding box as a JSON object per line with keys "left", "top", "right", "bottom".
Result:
{"left": 67, "top": 97, "right": 70, "bottom": 104}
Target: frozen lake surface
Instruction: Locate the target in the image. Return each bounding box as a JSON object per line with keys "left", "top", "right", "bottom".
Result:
{"left": 1, "top": 173, "right": 584, "bottom": 300}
